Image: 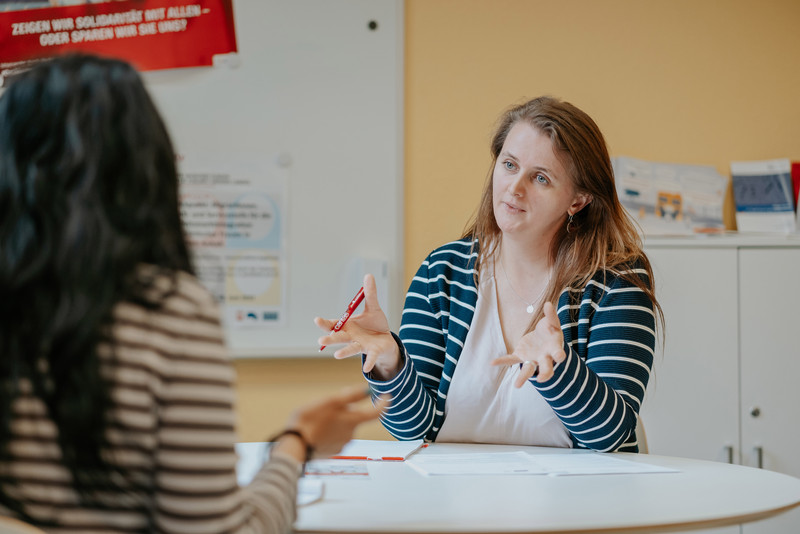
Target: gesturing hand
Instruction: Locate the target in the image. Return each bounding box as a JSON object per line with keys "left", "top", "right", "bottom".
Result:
{"left": 314, "top": 273, "right": 401, "bottom": 378}
{"left": 287, "top": 386, "right": 390, "bottom": 459}
{"left": 491, "top": 301, "right": 566, "bottom": 387}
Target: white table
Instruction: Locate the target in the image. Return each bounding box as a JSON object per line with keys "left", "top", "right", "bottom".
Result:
{"left": 287, "top": 442, "right": 800, "bottom": 534}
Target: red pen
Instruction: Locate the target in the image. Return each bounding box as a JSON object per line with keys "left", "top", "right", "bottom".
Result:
{"left": 319, "top": 286, "right": 365, "bottom": 351}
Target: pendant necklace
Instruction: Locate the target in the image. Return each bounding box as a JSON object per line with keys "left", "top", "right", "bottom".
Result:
{"left": 498, "top": 256, "right": 550, "bottom": 314}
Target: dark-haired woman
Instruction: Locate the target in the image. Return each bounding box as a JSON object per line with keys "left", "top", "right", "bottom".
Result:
{"left": 317, "top": 96, "right": 662, "bottom": 453}
{"left": 0, "top": 54, "right": 385, "bottom": 533}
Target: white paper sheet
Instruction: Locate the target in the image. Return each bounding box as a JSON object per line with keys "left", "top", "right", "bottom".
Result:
{"left": 529, "top": 453, "right": 679, "bottom": 476}
{"left": 297, "top": 479, "right": 324, "bottom": 506}
{"left": 304, "top": 460, "right": 370, "bottom": 477}
{"left": 407, "top": 452, "right": 547, "bottom": 476}
{"left": 407, "top": 451, "right": 678, "bottom": 477}
{"left": 235, "top": 442, "right": 269, "bottom": 486}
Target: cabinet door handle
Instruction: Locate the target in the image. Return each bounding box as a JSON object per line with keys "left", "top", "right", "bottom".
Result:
{"left": 754, "top": 446, "right": 763, "bottom": 469}
{"left": 724, "top": 445, "right": 734, "bottom": 464}
{"left": 750, "top": 406, "right": 761, "bottom": 418}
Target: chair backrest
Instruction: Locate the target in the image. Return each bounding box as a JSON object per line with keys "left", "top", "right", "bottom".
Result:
{"left": 0, "top": 516, "right": 47, "bottom": 534}
{"left": 636, "top": 417, "right": 649, "bottom": 454}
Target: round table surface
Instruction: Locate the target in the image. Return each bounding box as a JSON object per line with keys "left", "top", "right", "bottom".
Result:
{"left": 293, "top": 442, "right": 800, "bottom": 534}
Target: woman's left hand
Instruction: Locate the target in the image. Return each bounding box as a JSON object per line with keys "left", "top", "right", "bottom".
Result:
{"left": 491, "top": 301, "right": 566, "bottom": 387}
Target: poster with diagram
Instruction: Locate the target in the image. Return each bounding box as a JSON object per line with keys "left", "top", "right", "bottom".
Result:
{"left": 178, "top": 157, "right": 287, "bottom": 328}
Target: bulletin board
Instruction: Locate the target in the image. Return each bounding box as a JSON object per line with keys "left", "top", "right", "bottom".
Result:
{"left": 144, "top": 0, "right": 404, "bottom": 357}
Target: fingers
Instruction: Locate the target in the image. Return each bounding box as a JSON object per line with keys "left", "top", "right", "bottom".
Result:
{"left": 543, "top": 301, "right": 560, "bottom": 331}
{"left": 315, "top": 316, "right": 341, "bottom": 350}
{"left": 362, "top": 351, "right": 377, "bottom": 373}
{"left": 327, "top": 338, "right": 371, "bottom": 370}
{"left": 332, "top": 340, "right": 364, "bottom": 360}
{"left": 536, "top": 358, "right": 554, "bottom": 382}
{"left": 314, "top": 316, "right": 336, "bottom": 331}
{"left": 492, "top": 355, "right": 543, "bottom": 387}
{"left": 349, "top": 340, "right": 364, "bottom": 357}
{"left": 372, "top": 393, "right": 391, "bottom": 413}
{"left": 324, "top": 388, "right": 390, "bottom": 427}
{"left": 318, "top": 323, "right": 361, "bottom": 354}
{"left": 328, "top": 342, "right": 357, "bottom": 359}
{"left": 490, "top": 355, "right": 521, "bottom": 366}
{"left": 291, "top": 388, "right": 391, "bottom": 459}
{"left": 350, "top": 393, "right": 391, "bottom": 423}
{"left": 502, "top": 301, "right": 565, "bottom": 381}
{"left": 363, "top": 273, "right": 381, "bottom": 310}
{"left": 552, "top": 346, "right": 567, "bottom": 364}
{"left": 496, "top": 350, "right": 564, "bottom": 386}
{"left": 329, "top": 385, "right": 372, "bottom": 405}
{"left": 514, "top": 360, "right": 537, "bottom": 388}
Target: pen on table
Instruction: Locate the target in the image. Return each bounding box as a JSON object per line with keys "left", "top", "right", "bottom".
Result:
{"left": 329, "top": 455, "right": 405, "bottom": 461}
{"left": 319, "top": 286, "right": 365, "bottom": 351}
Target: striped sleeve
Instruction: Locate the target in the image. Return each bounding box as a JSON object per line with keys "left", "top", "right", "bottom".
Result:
{"left": 149, "top": 274, "right": 301, "bottom": 534}
{"left": 0, "top": 271, "right": 302, "bottom": 533}
{"left": 365, "top": 240, "right": 478, "bottom": 442}
{"left": 533, "top": 268, "right": 656, "bottom": 453}
{"left": 364, "top": 254, "right": 443, "bottom": 440}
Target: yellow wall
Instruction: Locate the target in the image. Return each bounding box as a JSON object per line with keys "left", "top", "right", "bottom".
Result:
{"left": 235, "top": 0, "right": 800, "bottom": 441}
{"left": 235, "top": 356, "right": 392, "bottom": 441}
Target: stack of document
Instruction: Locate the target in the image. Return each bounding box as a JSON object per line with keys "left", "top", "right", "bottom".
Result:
{"left": 613, "top": 156, "right": 727, "bottom": 235}
{"left": 731, "top": 158, "right": 797, "bottom": 233}
{"left": 237, "top": 440, "right": 676, "bottom": 487}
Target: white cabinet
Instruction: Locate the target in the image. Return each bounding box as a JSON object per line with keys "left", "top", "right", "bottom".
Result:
{"left": 640, "top": 237, "right": 800, "bottom": 534}
{"left": 739, "top": 248, "right": 800, "bottom": 478}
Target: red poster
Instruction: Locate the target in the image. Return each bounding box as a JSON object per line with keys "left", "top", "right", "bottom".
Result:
{"left": 0, "top": 0, "right": 237, "bottom": 81}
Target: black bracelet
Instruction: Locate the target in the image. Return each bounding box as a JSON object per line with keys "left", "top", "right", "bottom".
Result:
{"left": 267, "top": 429, "right": 314, "bottom": 465}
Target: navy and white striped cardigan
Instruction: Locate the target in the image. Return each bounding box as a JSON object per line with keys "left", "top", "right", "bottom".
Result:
{"left": 366, "top": 239, "right": 656, "bottom": 452}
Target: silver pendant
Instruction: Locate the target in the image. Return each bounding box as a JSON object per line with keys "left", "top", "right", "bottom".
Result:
{"left": 526, "top": 304, "right": 534, "bottom": 314}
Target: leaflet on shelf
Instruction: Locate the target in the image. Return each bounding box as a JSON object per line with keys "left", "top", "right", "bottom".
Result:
{"left": 613, "top": 156, "right": 727, "bottom": 235}
{"left": 730, "top": 158, "right": 796, "bottom": 234}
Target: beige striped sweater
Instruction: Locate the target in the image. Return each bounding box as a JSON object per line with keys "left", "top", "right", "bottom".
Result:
{"left": 1, "top": 271, "right": 300, "bottom": 533}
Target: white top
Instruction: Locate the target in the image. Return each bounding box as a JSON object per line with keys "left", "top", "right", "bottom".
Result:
{"left": 436, "top": 267, "right": 572, "bottom": 447}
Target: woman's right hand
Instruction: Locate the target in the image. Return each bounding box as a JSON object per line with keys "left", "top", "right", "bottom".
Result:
{"left": 274, "top": 386, "right": 390, "bottom": 460}
{"left": 314, "top": 273, "right": 402, "bottom": 379}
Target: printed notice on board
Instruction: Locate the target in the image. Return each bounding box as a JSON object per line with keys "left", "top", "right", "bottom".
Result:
{"left": 0, "top": 0, "right": 237, "bottom": 85}
{"left": 178, "top": 157, "right": 288, "bottom": 328}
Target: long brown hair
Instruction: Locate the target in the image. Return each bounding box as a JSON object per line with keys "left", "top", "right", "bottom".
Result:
{"left": 463, "top": 96, "right": 662, "bottom": 329}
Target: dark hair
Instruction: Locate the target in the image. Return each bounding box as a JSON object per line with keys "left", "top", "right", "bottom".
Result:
{"left": 0, "top": 54, "right": 193, "bottom": 516}
{"left": 464, "top": 96, "right": 662, "bottom": 328}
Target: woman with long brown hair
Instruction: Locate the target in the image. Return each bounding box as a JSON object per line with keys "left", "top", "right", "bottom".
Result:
{"left": 317, "top": 96, "right": 661, "bottom": 453}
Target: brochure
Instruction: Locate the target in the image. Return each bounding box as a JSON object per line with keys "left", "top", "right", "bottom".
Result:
{"left": 731, "top": 158, "right": 796, "bottom": 233}
{"left": 613, "top": 156, "right": 727, "bottom": 235}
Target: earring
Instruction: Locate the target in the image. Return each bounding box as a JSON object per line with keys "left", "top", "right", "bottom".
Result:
{"left": 566, "top": 213, "right": 575, "bottom": 234}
